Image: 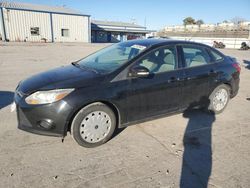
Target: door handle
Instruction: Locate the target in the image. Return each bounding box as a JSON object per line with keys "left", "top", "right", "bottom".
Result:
{"left": 208, "top": 69, "right": 217, "bottom": 75}
{"left": 167, "top": 77, "right": 181, "bottom": 83}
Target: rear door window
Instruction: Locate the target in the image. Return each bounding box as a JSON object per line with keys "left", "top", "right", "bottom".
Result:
{"left": 210, "top": 50, "right": 224, "bottom": 62}
{"left": 182, "top": 45, "right": 211, "bottom": 68}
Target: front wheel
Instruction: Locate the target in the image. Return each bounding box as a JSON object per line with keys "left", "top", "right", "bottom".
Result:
{"left": 71, "top": 103, "right": 116, "bottom": 148}
{"left": 208, "top": 84, "right": 230, "bottom": 114}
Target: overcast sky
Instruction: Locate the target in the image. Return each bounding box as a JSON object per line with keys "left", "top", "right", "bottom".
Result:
{"left": 10, "top": 0, "right": 250, "bottom": 30}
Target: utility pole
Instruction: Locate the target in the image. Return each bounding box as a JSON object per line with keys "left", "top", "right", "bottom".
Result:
{"left": 248, "top": 24, "right": 250, "bottom": 40}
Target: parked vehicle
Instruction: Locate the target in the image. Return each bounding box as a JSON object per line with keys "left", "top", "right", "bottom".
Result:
{"left": 14, "top": 39, "right": 240, "bottom": 147}
{"left": 147, "top": 36, "right": 169, "bottom": 39}
{"left": 213, "top": 41, "right": 226, "bottom": 49}
{"left": 213, "top": 41, "right": 226, "bottom": 48}
{"left": 240, "top": 42, "right": 250, "bottom": 50}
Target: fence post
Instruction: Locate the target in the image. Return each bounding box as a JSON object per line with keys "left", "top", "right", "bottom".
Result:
{"left": 248, "top": 24, "right": 250, "bottom": 40}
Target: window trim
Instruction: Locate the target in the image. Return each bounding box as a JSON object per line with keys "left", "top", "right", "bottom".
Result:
{"left": 61, "top": 28, "right": 70, "bottom": 37}
{"left": 206, "top": 47, "right": 225, "bottom": 63}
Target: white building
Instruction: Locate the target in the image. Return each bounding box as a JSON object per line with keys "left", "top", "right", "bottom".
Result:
{"left": 164, "top": 26, "right": 175, "bottom": 32}
{"left": 185, "top": 24, "right": 199, "bottom": 32}
{"left": 239, "top": 21, "right": 250, "bottom": 30}
{"left": 200, "top": 24, "right": 216, "bottom": 31}
{"left": 174, "top": 25, "right": 185, "bottom": 32}
{"left": 0, "top": 1, "right": 90, "bottom": 42}
{"left": 217, "top": 22, "right": 236, "bottom": 30}
{"left": 240, "top": 21, "right": 250, "bottom": 26}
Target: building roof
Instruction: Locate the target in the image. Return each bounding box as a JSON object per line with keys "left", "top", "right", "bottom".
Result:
{"left": 0, "top": 1, "right": 90, "bottom": 16}
{"left": 91, "top": 20, "right": 154, "bottom": 33}
{"left": 92, "top": 20, "right": 146, "bottom": 29}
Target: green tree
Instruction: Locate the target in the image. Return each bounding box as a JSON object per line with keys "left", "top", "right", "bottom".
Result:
{"left": 183, "top": 17, "right": 196, "bottom": 25}
{"left": 196, "top": 19, "right": 204, "bottom": 26}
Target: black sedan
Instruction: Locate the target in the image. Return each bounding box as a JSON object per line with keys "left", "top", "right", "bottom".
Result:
{"left": 14, "top": 39, "right": 240, "bottom": 147}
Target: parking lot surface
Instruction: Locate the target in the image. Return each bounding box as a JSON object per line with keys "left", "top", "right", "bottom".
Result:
{"left": 0, "top": 42, "right": 250, "bottom": 188}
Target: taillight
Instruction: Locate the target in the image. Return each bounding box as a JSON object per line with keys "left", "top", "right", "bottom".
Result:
{"left": 232, "top": 63, "right": 241, "bottom": 73}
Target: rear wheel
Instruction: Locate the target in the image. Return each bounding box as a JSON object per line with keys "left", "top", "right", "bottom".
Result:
{"left": 208, "top": 84, "right": 230, "bottom": 114}
{"left": 71, "top": 103, "right": 116, "bottom": 148}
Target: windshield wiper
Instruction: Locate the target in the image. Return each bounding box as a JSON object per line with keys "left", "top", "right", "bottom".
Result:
{"left": 71, "top": 62, "right": 98, "bottom": 74}
{"left": 80, "top": 65, "right": 99, "bottom": 74}
{"left": 71, "top": 61, "right": 80, "bottom": 67}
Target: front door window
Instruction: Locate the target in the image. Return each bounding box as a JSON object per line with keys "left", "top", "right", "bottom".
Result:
{"left": 136, "top": 46, "right": 177, "bottom": 74}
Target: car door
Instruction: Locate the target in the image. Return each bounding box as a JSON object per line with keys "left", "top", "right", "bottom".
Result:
{"left": 123, "top": 45, "right": 185, "bottom": 123}
{"left": 180, "top": 44, "right": 218, "bottom": 108}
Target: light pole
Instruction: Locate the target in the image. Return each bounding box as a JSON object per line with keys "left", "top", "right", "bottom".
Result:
{"left": 248, "top": 24, "right": 250, "bottom": 40}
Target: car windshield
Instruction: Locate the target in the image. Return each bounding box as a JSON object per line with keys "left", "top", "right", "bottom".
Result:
{"left": 77, "top": 42, "right": 148, "bottom": 74}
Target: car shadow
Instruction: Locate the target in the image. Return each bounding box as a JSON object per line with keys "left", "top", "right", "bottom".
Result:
{"left": 0, "top": 91, "right": 15, "bottom": 110}
{"left": 111, "top": 127, "right": 126, "bottom": 140}
{"left": 180, "top": 109, "right": 215, "bottom": 188}
{"left": 243, "top": 60, "right": 250, "bottom": 70}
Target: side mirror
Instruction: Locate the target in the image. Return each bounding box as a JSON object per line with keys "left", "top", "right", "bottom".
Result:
{"left": 129, "top": 66, "right": 150, "bottom": 78}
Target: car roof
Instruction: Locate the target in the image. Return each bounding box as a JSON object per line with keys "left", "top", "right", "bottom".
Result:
{"left": 123, "top": 39, "right": 211, "bottom": 48}
{"left": 121, "top": 39, "right": 170, "bottom": 47}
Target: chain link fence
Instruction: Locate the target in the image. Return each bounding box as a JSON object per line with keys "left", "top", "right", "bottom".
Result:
{"left": 158, "top": 29, "right": 250, "bottom": 49}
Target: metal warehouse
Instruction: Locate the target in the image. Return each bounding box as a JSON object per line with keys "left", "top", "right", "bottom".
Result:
{"left": 0, "top": 1, "right": 90, "bottom": 42}
{"left": 91, "top": 20, "right": 151, "bottom": 43}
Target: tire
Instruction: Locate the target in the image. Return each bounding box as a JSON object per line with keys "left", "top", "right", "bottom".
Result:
{"left": 208, "top": 84, "right": 230, "bottom": 114}
{"left": 71, "top": 102, "right": 116, "bottom": 148}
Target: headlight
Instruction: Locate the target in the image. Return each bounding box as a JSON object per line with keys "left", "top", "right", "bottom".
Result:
{"left": 25, "top": 89, "right": 74, "bottom": 105}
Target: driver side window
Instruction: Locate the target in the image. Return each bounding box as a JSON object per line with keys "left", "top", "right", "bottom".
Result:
{"left": 136, "top": 46, "right": 177, "bottom": 74}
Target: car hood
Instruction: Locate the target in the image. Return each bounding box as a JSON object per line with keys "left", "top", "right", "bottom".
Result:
{"left": 18, "top": 65, "right": 105, "bottom": 94}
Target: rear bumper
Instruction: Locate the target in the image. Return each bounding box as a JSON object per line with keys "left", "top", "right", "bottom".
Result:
{"left": 230, "top": 77, "right": 240, "bottom": 98}
{"left": 15, "top": 92, "right": 74, "bottom": 137}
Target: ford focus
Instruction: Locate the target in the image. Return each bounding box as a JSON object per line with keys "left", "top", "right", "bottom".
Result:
{"left": 14, "top": 39, "right": 240, "bottom": 147}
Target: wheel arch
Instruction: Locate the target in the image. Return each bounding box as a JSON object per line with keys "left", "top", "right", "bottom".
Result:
{"left": 221, "top": 81, "right": 233, "bottom": 97}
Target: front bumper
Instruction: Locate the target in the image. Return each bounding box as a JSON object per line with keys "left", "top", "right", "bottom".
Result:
{"left": 15, "top": 92, "right": 74, "bottom": 137}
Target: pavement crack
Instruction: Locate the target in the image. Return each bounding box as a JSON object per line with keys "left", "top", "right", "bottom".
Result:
{"left": 110, "top": 170, "right": 160, "bottom": 188}
{"left": 75, "top": 167, "right": 126, "bottom": 186}
{"left": 137, "top": 125, "right": 175, "bottom": 156}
